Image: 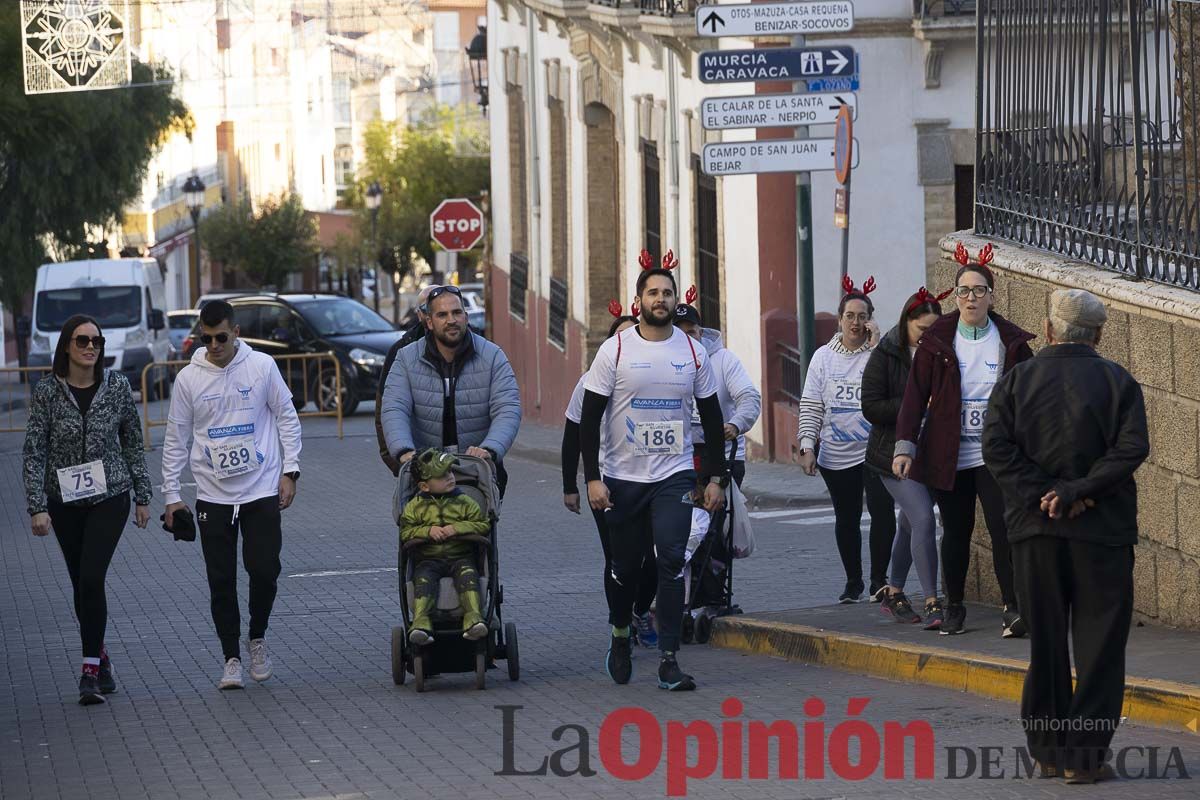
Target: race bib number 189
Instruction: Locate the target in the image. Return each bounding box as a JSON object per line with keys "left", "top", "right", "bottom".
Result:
{"left": 633, "top": 421, "right": 684, "bottom": 456}
{"left": 961, "top": 399, "right": 989, "bottom": 437}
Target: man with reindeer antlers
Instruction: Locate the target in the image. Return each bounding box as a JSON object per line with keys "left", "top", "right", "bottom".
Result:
{"left": 578, "top": 249, "right": 729, "bottom": 691}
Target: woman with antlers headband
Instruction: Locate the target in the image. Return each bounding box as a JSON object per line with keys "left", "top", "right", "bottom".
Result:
{"left": 861, "top": 286, "right": 951, "bottom": 628}
{"left": 893, "top": 242, "right": 1036, "bottom": 638}
{"left": 561, "top": 303, "right": 660, "bottom": 650}
{"left": 797, "top": 275, "right": 897, "bottom": 605}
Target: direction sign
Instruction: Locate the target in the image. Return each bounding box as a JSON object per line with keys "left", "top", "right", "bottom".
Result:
{"left": 430, "top": 198, "right": 486, "bottom": 252}
{"left": 700, "top": 91, "right": 857, "bottom": 130}
{"left": 701, "top": 138, "right": 861, "bottom": 176}
{"left": 699, "top": 47, "right": 855, "bottom": 84}
{"left": 696, "top": 1, "right": 854, "bottom": 38}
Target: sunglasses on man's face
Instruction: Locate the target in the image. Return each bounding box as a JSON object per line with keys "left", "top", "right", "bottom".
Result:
{"left": 201, "top": 332, "right": 231, "bottom": 345}
{"left": 73, "top": 335, "right": 105, "bottom": 350}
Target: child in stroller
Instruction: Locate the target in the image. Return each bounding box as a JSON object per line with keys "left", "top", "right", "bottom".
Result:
{"left": 401, "top": 449, "right": 491, "bottom": 644}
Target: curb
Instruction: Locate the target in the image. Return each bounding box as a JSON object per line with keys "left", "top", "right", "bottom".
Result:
{"left": 710, "top": 615, "right": 1200, "bottom": 734}
{"left": 508, "top": 444, "right": 832, "bottom": 510}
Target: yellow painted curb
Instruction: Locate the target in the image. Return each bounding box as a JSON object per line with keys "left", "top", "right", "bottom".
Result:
{"left": 710, "top": 616, "right": 1200, "bottom": 734}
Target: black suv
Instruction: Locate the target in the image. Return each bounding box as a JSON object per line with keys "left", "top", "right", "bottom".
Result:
{"left": 184, "top": 294, "right": 404, "bottom": 415}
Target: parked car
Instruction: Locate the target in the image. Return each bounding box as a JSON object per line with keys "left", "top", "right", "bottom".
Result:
{"left": 26, "top": 258, "right": 169, "bottom": 395}
{"left": 194, "top": 292, "right": 251, "bottom": 309}
{"left": 166, "top": 310, "right": 199, "bottom": 358}
{"left": 183, "top": 293, "right": 402, "bottom": 415}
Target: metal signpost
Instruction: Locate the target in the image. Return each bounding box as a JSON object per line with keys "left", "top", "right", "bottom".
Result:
{"left": 700, "top": 92, "right": 857, "bottom": 131}
{"left": 834, "top": 106, "right": 854, "bottom": 280}
{"left": 695, "top": 1, "right": 854, "bottom": 38}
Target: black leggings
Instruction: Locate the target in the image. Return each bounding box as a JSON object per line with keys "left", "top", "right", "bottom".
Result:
{"left": 48, "top": 492, "right": 131, "bottom": 659}
{"left": 591, "top": 507, "right": 657, "bottom": 624}
{"left": 818, "top": 463, "right": 896, "bottom": 587}
{"left": 934, "top": 465, "right": 1016, "bottom": 607}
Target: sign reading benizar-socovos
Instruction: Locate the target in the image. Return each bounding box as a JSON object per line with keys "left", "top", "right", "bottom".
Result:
{"left": 701, "top": 92, "right": 857, "bottom": 130}
{"left": 696, "top": 1, "right": 855, "bottom": 38}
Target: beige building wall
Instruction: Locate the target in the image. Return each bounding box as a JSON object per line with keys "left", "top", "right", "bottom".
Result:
{"left": 933, "top": 234, "right": 1200, "bottom": 631}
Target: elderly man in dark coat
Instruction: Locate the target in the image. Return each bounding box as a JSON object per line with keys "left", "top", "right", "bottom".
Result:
{"left": 982, "top": 288, "right": 1149, "bottom": 784}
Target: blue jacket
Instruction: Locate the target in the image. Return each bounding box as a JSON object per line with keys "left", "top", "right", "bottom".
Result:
{"left": 381, "top": 332, "right": 522, "bottom": 460}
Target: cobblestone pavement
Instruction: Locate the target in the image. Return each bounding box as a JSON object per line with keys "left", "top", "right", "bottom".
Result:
{"left": 1, "top": 414, "right": 1196, "bottom": 799}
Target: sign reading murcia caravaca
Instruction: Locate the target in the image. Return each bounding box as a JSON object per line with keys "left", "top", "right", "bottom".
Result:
{"left": 21, "top": 0, "right": 132, "bottom": 95}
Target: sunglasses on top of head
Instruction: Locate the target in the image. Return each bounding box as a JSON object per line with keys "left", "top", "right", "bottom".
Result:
{"left": 73, "top": 335, "right": 105, "bottom": 350}
{"left": 420, "top": 285, "right": 463, "bottom": 312}
{"left": 200, "top": 332, "right": 231, "bottom": 344}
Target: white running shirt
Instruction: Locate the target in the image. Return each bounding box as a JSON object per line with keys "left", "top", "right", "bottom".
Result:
{"left": 584, "top": 326, "right": 719, "bottom": 483}
{"left": 955, "top": 324, "right": 1002, "bottom": 470}
{"left": 799, "top": 342, "right": 873, "bottom": 470}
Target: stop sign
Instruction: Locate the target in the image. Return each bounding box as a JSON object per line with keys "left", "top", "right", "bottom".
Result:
{"left": 430, "top": 198, "right": 486, "bottom": 252}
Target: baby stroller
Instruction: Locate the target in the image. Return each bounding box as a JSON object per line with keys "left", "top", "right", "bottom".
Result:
{"left": 389, "top": 451, "right": 519, "bottom": 691}
{"left": 682, "top": 441, "right": 746, "bottom": 645}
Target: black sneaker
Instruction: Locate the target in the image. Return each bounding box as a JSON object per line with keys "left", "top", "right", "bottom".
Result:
{"left": 868, "top": 583, "right": 888, "bottom": 603}
{"left": 923, "top": 599, "right": 944, "bottom": 631}
{"left": 838, "top": 580, "right": 865, "bottom": 604}
{"left": 940, "top": 602, "right": 967, "bottom": 635}
{"left": 881, "top": 592, "right": 922, "bottom": 624}
{"left": 78, "top": 674, "right": 105, "bottom": 706}
{"left": 97, "top": 655, "right": 117, "bottom": 694}
{"left": 1002, "top": 605, "right": 1027, "bottom": 639}
{"left": 605, "top": 633, "right": 633, "bottom": 685}
{"left": 657, "top": 656, "right": 696, "bottom": 691}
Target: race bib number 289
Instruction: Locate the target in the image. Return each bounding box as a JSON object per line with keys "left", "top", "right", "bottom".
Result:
{"left": 211, "top": 434, "right": 260, "bottom": 480}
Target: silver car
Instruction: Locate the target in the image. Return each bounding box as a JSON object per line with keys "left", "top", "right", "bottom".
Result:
{"left": 166, "top": 310, "right": 199, "bottom": 359}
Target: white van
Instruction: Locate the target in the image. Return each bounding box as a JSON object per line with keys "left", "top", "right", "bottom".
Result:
{"left": 27, "top": 259, "right": 170, "bottom": 389}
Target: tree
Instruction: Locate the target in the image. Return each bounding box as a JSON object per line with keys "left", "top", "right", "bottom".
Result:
{"left": 0, "top": 2, "right": 190, "bottom": 354}
{"left": 200, "top": 195, "right": 319, "bottom": 290}
{"left": 358, "top": 107, "right": 490, "bottom": 286}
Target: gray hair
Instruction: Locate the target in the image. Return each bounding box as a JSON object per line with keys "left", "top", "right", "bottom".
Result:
{"left": 1049, "top": 316, "right": 1100, "bottom": 345}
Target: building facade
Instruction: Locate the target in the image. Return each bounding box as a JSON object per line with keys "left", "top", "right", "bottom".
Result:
{"left": 486, "top": 0, "right": 978, "bottom": 459}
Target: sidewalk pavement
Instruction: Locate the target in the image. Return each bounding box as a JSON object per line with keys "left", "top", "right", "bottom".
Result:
{"left": 711, "top": 602, "right": 1200, "bottom": 735}
{"left": 509, "top": 420, "right": 831, "bottom": 509}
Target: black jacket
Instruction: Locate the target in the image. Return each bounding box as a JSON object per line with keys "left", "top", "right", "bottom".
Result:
{"left": 375, "top": 319, "right": 429, "bottom": 475}
{"left": 860, "top": 325, "right": 910, "bottom": 476}
{"left": 982, "top": 343, "right": 1149, "bottom": 545}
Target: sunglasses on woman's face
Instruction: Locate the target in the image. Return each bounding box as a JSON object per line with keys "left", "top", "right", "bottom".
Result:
{"left": 200, "top": 333, "right": 231, "bottom": 345}
{"left": 73, "top": 335, "right": 105, "bottom": 350}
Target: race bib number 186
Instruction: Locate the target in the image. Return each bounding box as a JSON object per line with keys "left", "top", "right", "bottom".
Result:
{"left": 633, "top": 421, "right": 684, "bottom": 456}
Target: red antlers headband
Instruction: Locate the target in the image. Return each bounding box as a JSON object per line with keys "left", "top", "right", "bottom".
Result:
{"left": 841, "top": 275, "right": 877, "bottom": 297}
{"left": 639, "top": 249, "right": 679, "bottom": 271}
{"left": 685, "top": 285, "right": 697, "bottom": 304}
{"left": 607, "top": 300, "right": 640, "bottom": 319}
{"left": 954, "top": 242, "right": 995, "bottom": 281}
{"left": 905, "top": 286, "right": 954, "bottom": 315}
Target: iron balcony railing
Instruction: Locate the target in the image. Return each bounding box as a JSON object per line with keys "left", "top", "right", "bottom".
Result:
{"left": 639, "top": 0, "right": 698, "bottom": 17}
{"left": 548, "top": 276, "right": 568, "bottom": 349}
{"left": 975, "top": 0, "right": 1200, "bottom": 288}
{"left": 779, "top": 343, "right": 805, "bottom": 404}
{"left": 914, "top": 0, "right": 977, "bottom": 20}
{"left": 509, "top": 253, "right": 528, "bottom": 320}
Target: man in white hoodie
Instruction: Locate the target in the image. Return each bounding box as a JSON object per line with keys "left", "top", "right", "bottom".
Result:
{"left": 162, "top": 301, "right": 302, "bottom": 690}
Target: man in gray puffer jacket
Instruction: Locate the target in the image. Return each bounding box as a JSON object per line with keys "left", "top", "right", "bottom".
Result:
{"left": 381, "top": 286, "right": 521, "bottom": 494}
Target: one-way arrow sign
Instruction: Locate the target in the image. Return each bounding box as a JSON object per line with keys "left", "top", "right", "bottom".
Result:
{"left": 702, "top": 10, "right": 725, "bottom": 34}
{"left": 696, "top": 1, "right": 854, "bottom": 39}
{"left": 699, "top": 47, "right": 857, "bottom": 84}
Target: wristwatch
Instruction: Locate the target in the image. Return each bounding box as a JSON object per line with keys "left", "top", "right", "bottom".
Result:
{"left": 709, "top": 475, "right": 730, "bottom": 489}
{"left": 285, "top": 471, "right": 300, "bottom": 482}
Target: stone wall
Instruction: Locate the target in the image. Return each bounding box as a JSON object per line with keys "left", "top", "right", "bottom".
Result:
{"left": 934, "top": 234, "right": 1200, "bottom": 630}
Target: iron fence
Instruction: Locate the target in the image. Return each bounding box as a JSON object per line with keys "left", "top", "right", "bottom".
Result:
{"left": 779, "top": 343, "right": 805, "bottom": 404}
{"left": 976, "top": 0, "right": 1200, "bottom": 287}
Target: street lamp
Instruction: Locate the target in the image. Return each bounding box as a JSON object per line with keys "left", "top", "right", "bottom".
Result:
{"left": 465, "top": 20, "right": 488, "bottom": 111}
{"left": 365, "top": 180, "right": 383, "bottom": 313}
{"left": 183, "top": 173, "right": 206, "bottom": 306}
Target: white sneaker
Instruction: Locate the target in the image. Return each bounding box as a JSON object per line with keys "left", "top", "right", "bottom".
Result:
{"left": 219, "top": 657, "right": 244, "bottom": 690}
{"left": 247, "top": 639, "right": 272, "bottom": 682}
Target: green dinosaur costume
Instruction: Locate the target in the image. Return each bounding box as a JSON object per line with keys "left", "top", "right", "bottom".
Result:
{"left": 401, "top": 451, "right": 491, "bottom": 635}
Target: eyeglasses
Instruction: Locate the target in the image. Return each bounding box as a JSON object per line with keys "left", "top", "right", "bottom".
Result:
{"left": 420, "top": 285, "right": 463, "bottom": 313}
{"left": 200, "top": 332, "right": 231, "bottom": 345}
{"left": 842, "top": 312, "right": 869, "bottom": 323}
{"left": 73, "top": 335, "right": 105, "bottom": 350}
{"left": 954, "top": 285, "right": 992, "bottom": 299}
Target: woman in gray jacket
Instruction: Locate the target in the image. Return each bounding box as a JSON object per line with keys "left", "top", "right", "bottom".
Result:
{"left": 23, "top": 314, "right": 153, "bottom": 705}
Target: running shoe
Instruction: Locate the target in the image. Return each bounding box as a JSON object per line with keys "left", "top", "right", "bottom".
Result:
{"left": 408, "top": 628, "right": 434, "bottom": 645}
{"left": 78, "top": 674, "right": 105, "bottom": 706}
{"left": 218, "top": 657, "right": 244, "bottom": 690}
{"left": 97, "top": 655, "right": 117, "bottom": 694}
{"left": 868, "top": 583, "right": 888, "bottom": 603}
{"left": 838, "top": 580, "right": 865, "bottom": 604}
{"left": 1064, "top": 763, "right": 1116, "bottom": 784}
{"left": 1002, "top": 605, "right": 1027, "bottom": 639}
{"left": 940, "top": 602, "right": 967, "bottom": 635}
{"left": 881, "top": 592, "right": 922, "bottom": 624}
{"left": 632, "top": 611, "right": 659, "bottom": 649}
{"left": 605, "top": 632, "right": 633, "bottom": 685}
{"left": 923, "top": 599, "right": 944, "bottom": 631}
{"left": 247, "top": 638, "right": 272, "bottom": 682}
{"left": 657, "top": 656, "right": 696, "bottom": 691}
{"left": 463, "top": 622, "right": 489, "bottom": 641}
